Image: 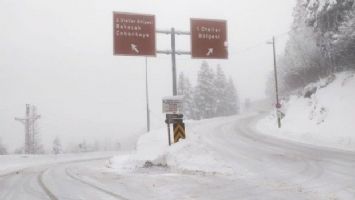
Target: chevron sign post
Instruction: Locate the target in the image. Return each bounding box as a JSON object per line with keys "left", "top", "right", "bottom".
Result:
{"left": 163, "top": 96, "right": 186, "bottom": 145}
{"left": 173, "top": 121, "right": 185, "bottom": 143}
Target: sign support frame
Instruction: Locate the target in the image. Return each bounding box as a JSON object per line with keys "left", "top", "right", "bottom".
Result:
{"left": 113, "top": 14, "right": 229, "bottom": 145}
{"left": 156, "top": 29, "right": 191, "bottom": 96}
{"left": 156, "top": 28, "right": 191, "bottom": 146}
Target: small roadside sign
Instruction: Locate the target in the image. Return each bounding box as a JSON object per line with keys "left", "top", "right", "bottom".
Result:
{"left": 162, "top": 96, "right": 183, "bottom": 114}
{"left": 190, "top": 18, "right": 228, "bottom": 59}
{"left": 113, "top": 12, "right": 156, "bottom": 56}
{"left": 165, "top": 114, "right": 183, "bottom": 124}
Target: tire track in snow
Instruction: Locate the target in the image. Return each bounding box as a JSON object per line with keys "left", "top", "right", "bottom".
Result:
{"left": 37, "top": 157, "right": 115, "bottom": 200}
{"left": 64, "top": 167, "right": 130, "bottom": 200}
{"left": 38, "top": 168, "right": 59, "bottom": 200}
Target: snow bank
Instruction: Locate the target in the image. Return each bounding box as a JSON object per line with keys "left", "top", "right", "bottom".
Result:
{"left": 107, "top": 121, "right": 233, "bottom": 175}
{"left": 257, "top": 71, "right": 355, "bottom": 151}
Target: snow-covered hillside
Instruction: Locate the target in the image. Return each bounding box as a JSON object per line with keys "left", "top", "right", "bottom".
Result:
{"left": 258, "top": 71, "right": 355, "bottom": 151}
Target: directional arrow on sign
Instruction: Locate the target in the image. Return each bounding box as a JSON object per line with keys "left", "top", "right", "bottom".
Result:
{"left": 131, "top": 44, "right": 139, "bottom": 54}
{"left": 173, "top": 122, "right": 185, "bottom": 143}
{"left": 206, "top": 48, "right": 214, "bottom": 56}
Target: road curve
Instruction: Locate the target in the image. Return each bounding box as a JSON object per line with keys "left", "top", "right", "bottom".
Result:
{"left": 0, "top": 158, "right": 129, "bottom": 200}
{"left": 193, "top": 113, "right": 355, "bottom": 199}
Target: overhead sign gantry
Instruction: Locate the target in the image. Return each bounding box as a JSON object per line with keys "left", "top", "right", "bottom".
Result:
{"left": 113, "top": 11, "right": 228, "bottom": 145}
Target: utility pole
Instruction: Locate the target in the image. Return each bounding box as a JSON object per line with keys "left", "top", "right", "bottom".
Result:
{"left": 268, "top": 36, "right": 281, "bottom": 128}
{"left": 15, "top": 104, "right": 41, "bottom": 154}
{"left": 145, "top": 57, "right": 151, "bottom": 132}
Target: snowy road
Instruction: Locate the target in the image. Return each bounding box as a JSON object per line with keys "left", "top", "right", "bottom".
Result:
{"left": 193, "top": 113, "right": 355, "bottom": 199}
{"left": 1, "top": 113, "right": 355, "bottom": 200}
{"left": 0, "top": 158, "right": 127, "bottom": 200}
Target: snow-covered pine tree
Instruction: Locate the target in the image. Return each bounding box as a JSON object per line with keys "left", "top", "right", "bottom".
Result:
{"left": 266, "top": 0, "right": 343, "bottom": 96}
{"left": 298, "top": 0, "right": 355, "bottom": 70}
{"left": 194, "top": 61, "right": 217, "bottom": 119}
{"left": 214, "top": 65, "right": 229, "bottom": 117}
{"left": 177, "top": 72, "right": 196, "bottom": 119}
{"left": 225, "top": 78, "right": 240, "bottom": 115}
{"left": 0, "top": 137, "right": 7, "bottom": 155}
{"left": 52, "top": 137, "right": 63, "bottom": 154}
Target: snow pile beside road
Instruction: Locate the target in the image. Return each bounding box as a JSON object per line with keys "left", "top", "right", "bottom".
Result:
{"left": 107, "top": 121, "right": 233, "bottom": 175}
{"left": 257, "top": 71, "right": 355, "bottom": 151}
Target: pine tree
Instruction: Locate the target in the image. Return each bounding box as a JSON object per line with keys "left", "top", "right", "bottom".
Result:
{"left": 0, "top": 137, "right": 7, "bottom": 155}
{"left": 52, "top": 137, "right": 63, "bottom": 154}
{"left": 214, "top": 65, "right": 229, "bottom": 117}
{"left": 225, "top": 78, "right": 240, "bottom": 115}
{"left": 194, "top": 61, "right": 216, "bottom": 119}
{"left": 177, "top": 72, "right": 195, "bottom": 119}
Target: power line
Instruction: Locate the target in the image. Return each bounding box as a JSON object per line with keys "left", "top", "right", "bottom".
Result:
{"left": 235, "top": 31, "right": 290, "bottom": 55}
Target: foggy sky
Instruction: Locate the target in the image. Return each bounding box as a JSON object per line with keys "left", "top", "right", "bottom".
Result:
{"left": 0, "top": 0, "right": 296, "bottom": 151}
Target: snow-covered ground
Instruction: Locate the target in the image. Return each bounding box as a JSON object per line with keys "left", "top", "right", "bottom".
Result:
{"left": 0, "top": 151, "right": 118, "bottom": 176}
{"left": 105, "top": 110, "right": 355, "bottom": 199}
{"left": 258, "top": 71, "right": 355, "bottom": 151}
{"left": 1, "top": 111, "right": 355, "bottom": 199}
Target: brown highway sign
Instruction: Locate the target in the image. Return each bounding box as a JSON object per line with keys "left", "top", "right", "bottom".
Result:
{"left": 190, "top": 18, "right": 228, "bottom": 59}
{"left": 113, "top": 12, "right": 156, "bottom": 56}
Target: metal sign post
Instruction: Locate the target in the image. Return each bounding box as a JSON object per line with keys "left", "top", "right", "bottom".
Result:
{"left": 171, "top": 28, "right": 177, "bottom": 95}
{"left": 156, "top": 30, "right": 191, "bottom": 96}
{"left": 145, "top": 57, "right": 150, "bottom": 132}
{"left": 166, "top": 118, "right": 172, "bottom": 146}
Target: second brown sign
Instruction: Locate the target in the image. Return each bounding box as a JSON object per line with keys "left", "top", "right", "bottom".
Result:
{"left": 190, "top": 18, "right": 228, "bottom": 59}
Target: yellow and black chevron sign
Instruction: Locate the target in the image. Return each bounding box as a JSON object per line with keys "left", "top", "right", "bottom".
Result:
{"left": 173, "top": 122, "right": 185, "bottom": 143}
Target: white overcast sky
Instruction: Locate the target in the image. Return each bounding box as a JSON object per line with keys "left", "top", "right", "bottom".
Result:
{"left": 0, "top": 0, "right": 296, "bottom": 151}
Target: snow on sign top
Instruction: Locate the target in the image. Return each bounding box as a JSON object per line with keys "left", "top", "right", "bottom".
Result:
{"left": 190, "top": 18, "right": 228, "bottom": 59}
{"left": 162, "top": 96, "right": 184, "bottom": 113}
{"left": 113, "top": 12, "right": 156, "bottom": 56}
